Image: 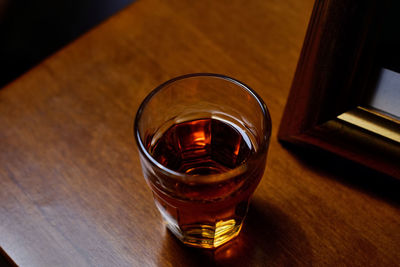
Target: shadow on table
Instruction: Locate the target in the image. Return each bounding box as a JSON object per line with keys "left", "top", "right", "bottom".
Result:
{"left": 281, "top": 143, "right": 400, "bottom": 206}
{"left": 158, "top": 199, "right": 312, "bottom": 266}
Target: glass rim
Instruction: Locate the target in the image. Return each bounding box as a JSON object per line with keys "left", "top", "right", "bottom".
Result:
{"left": 134, "top": 73, "right": 271, "bottom": 183}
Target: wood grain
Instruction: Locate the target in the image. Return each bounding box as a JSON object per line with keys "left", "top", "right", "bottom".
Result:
{"left": 0, "top": 0, "right": 399, "bottom": 266}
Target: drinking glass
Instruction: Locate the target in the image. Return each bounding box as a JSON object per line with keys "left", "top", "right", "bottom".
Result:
{"left": 134, "top": 73, "right": 271, "bottom": 249}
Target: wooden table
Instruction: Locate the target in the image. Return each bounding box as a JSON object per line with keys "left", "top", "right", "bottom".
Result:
{"left": 1, "top": 0, "right": 399, "bottom": 266}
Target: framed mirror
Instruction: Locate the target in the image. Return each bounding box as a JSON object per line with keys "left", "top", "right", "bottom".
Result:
{"left": 278, "top": 0, "right": 400, "bottom": 179}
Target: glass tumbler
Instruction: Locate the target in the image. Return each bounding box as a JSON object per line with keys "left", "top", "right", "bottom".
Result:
{"left": 134, "top": 73, "right": 271, "bottom": 249}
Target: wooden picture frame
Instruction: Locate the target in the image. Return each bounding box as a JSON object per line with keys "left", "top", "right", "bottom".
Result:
{"left": 278, "top": 0, "right": 400, "bottom": 179}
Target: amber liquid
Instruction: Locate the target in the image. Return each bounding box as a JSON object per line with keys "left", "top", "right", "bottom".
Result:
{"left": 145, "top": 118, "right": 266, "bottom": 248}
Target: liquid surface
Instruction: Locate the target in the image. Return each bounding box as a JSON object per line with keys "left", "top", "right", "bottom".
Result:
{"left": 144, "top": 118, "right": 266, "bottom": 248}
{"left": 149, "top": 118, "right": 253, "bottom": 175}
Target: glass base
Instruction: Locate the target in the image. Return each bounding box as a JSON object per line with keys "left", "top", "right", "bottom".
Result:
{"left": 165, "top": 219, "right": 243, "bottom": 249}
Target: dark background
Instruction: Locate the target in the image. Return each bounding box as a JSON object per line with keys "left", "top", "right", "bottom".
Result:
{"left": 0, "top": 0, "right": 398, "bottom": 87}
{"left": 0, "top": 0, "right": 134, "bottom": 88}
{"left": 379, "top": 0, "right": 400, "bottom": 73}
